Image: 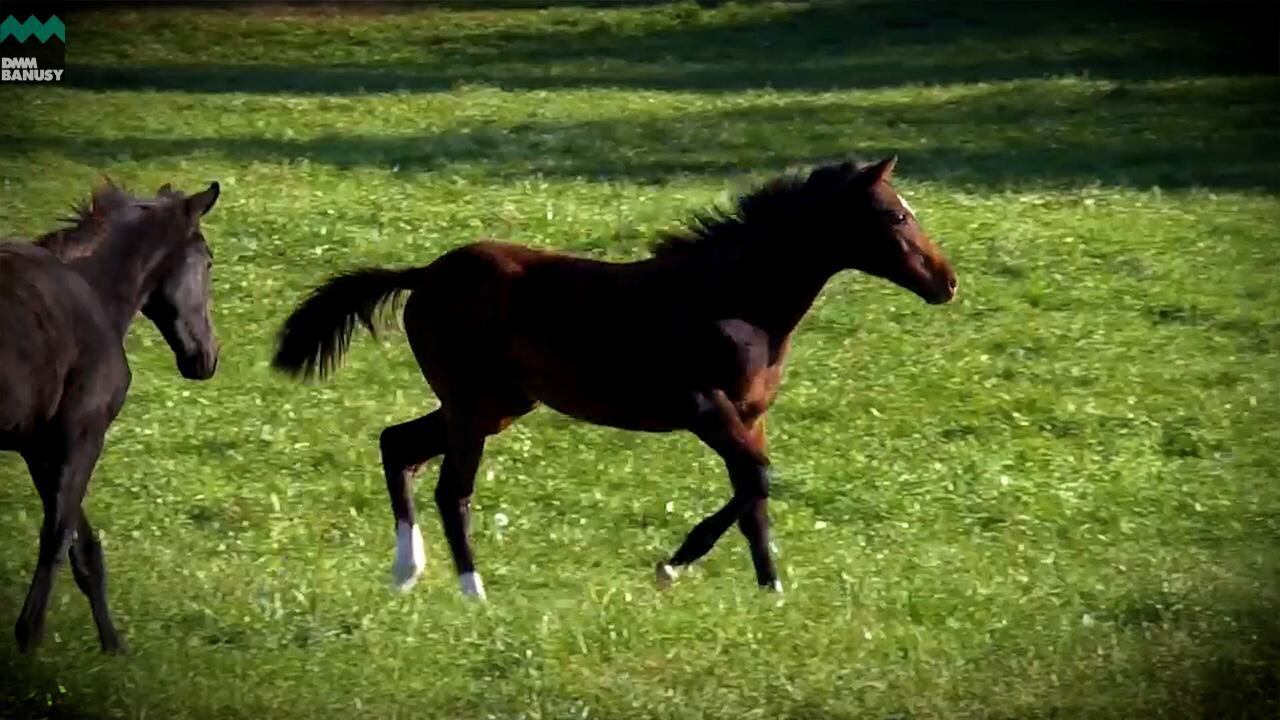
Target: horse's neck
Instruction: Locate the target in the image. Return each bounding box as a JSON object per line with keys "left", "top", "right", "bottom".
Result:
{"left": 67, "top": 234, "right": 162, "bottom": 337}
{"left": 705, "top": 242, "right": 836, "bottom": 340}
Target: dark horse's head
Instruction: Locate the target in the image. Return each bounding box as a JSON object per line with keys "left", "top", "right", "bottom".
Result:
{"left": 145, "top": 182, "right": 222, "bottom": 379}
{"left": 803, "top": 156, "right": 957, "bottom": 304}
{"left": 41, "top": 180, "right": 223, "bottom": 379}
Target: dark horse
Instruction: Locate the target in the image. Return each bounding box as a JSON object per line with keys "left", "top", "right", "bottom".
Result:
{"left": 0, "top": 180, "right": 221, "bottom": 653}
{"left": 273, "top": 157, "right": 956, "bottom": 599}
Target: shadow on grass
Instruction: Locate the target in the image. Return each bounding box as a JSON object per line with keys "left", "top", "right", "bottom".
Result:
{"left": 60, "top": 1, "right": 1279, "bottom": 94}
{"left": 1188, "top": 605, "right": 1279, "bottom": 719}
{"left": 1143, "top": 585, "right": 1280, "bottom": 720}
{"left": 4, "top": 81, "right": 1277, "bottom": 190}
{"left": 0, "top": 660, "right": 99, "bottom": 720}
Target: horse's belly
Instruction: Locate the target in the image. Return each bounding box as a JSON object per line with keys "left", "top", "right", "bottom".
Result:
{"left": 539, "top": 392, "right": 688, "bottom": 433}
{"left": 510, "top": 341, "right": 692, "bottom": 433}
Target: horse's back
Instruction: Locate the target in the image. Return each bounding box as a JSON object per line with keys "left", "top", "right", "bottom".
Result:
{"left": 408, "top": 240, "right": 661, "bottom": 338}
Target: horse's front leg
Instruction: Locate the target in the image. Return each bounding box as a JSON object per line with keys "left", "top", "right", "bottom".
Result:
{"left": 657, "top": 389, "right": 780, "bottom": 591}
{"left": 16, "top": 427, "right": 104, "bottom": 652}
{"left": 731, "top": 418, "right": 780, "bottom": 591}
{"left": 69, "top": 510, "right": 124, "bottom": 654}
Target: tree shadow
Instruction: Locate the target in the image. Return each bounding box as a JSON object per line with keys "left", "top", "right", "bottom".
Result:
{"left": 59, "top": 1, "right": 1279, "bottom": 95}
{"left": 5, "top": 80, "right": 1276, "bottom": 191}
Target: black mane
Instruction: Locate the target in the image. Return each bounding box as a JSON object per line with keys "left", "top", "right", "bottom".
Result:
{"left": 650, "top": 160, "right": 862, "bottom": 260}
{"left": 35, "top": 180, "right": 137, "bottom": 260}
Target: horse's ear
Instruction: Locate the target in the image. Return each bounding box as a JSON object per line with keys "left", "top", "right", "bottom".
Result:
{"left": 186, "top": 181, "right": 220, "bottom": 220}
{"left": 157, "top": 183, "right": 173, "bottom": 196}
{"left": 857, "top": 156, "right": 897, "bottom": 186}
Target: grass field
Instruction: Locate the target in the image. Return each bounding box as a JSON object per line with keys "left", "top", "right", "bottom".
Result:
{"left": 1, "top": 2, "right": 1278, "bottom": 718}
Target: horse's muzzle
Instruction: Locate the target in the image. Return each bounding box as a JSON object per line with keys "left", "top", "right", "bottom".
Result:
{"left": 179, "top": 347, "right": 219, "bottom": 380}
{"left": 926, "top": 267, "right": 958, "bottom": 305}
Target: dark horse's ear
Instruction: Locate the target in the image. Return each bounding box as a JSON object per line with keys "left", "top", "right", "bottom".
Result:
{"left": 185, "top": 181, "right": 220, "bottom": 220}
{"left": 157, "top": 183, "right": 173, "bottom": 196}
{"left": 856, "top": 156, "right": 897, "bottom": 186}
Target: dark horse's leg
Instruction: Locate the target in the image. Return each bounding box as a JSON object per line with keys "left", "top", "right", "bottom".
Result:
{"left": 435, "top": 422, "right": 487, "bottom": 598}
{"left": 430, "top": 401, "right": 533, "bottom": 600}
{"left": 658, "top": 391, "right": 780, "bottom": 591}
{"left": 381, "top": 403, "right": 530, "bottom": 597}
{"left": 69, "top": 511, "right": 123, "bottom": 653}
{"left": 16, "top": 427, "right": 104, "bottom": 652}
{"left": 381, "top": 410, "right": 448, "bottom": 590}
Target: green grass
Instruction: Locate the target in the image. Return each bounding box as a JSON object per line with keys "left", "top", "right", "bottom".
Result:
{"left": 1, "top": 2, "right": 1278, "bottom": 718}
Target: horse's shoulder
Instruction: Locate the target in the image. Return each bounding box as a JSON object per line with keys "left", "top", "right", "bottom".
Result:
{"left": 0, "top": 240, "right": 58, "bottom": 266}
{"left": 1, "top": 241, "right": 77, "bottom": 282}
{"left": 0, "top": 242, "right": 114, "bottom": 351}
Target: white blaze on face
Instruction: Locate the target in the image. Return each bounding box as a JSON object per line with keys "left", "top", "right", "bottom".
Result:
{"left": 895, "top": 190, "right": 915, "bottom": 217}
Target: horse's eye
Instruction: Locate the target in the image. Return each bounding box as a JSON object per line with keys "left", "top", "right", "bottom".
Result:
{"left": 891, "top": 211, "right": 908, "bottom": 225}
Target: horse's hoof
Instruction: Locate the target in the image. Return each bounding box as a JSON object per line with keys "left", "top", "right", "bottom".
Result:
{"left": 655, "top": 563, "right": 679, "bottom": 590}
{"left": 101, "top": 635, "right": 127, "bottom": 656}
{"left": 390, "top": 562, "right": 422, "bottom": 592}
{"left": 459, "top": 571, "right": 487, "bottom": 601}
{"left": 390, "top": 522, "right": 426, "bottom": 592}
{"left": 763, "top": 579, "right": 784, "bottom": 594}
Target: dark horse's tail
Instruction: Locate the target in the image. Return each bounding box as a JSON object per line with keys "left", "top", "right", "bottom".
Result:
{"left": 272, "top": 267, "right": 425, "bottom": 381}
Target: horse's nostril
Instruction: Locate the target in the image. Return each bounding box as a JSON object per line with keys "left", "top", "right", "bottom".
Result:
{"left": 947, "top": 275, "right": 958, "bottom": 292}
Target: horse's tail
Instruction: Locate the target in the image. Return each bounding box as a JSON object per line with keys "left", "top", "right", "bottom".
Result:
{"left": 272, "top": 266, "right": 425, "bottom": 381}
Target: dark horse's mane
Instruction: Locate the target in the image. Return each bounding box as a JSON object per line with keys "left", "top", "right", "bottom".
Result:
{"left": 650, "top": 160, "right": 861, "bottom": 260}
{"left": 35, "top": 180, "right": 137, "bottom": 259}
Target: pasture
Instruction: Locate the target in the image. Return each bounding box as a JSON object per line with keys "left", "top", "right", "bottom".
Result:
{"left": 1, "top": 2, "right": 1278, "bottom": 718}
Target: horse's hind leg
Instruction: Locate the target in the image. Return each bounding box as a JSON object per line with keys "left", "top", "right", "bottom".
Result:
{"left": 435, "top": 423, "right": 487, "bottom": 599}
{"left": 15, "top": 428, "right": 103, "bottom": 653}
{"left": 69, "top": 511, "right": 123, "bottom": 654}
{"left": 381, "top": 410, "right": 448, "bottom": 590}
{"left": 400, "top": 286, "right": 535, "bottom": 598}
{"left": 434, "top": 399, "right": 535, "bottom": 600}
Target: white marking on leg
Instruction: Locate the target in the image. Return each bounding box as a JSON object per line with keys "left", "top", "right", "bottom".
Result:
{"left": 655, "top": 563, "right": 679, "bottom": 589}
{"left": 767, "top": 579, "right": 784, "bottom": 593}
{"left": 390, "top": 521, "right": 425, "bottom": 591}
{"left": 459, "top": 571, "right": 487, "bottom": 600}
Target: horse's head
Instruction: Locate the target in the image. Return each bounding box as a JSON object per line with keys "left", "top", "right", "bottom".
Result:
{"left": 808, "top": 156, "right": 957, "bottom": 305}
{"left": 139, "top": 181, "right": 222, "bottom": 380}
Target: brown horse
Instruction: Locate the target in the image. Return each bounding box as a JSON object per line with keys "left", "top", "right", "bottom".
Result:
{"left": 272, "top": 157, "right": 956, "bottom": 598}
{"left": 1, "top": 181, "right": 222, "bottom": 652}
